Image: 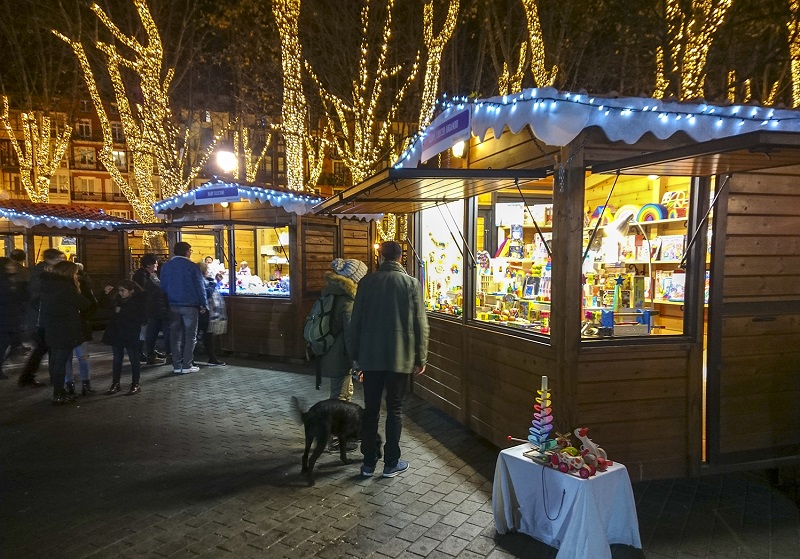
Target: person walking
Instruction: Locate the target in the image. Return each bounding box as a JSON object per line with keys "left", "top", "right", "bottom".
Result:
{"left": 132, "top": 253, "right": 170, "bottom": 364}
{"left": 197, "top": 261, "right": 226, "bottom": 366}
{"left": 350, "top": 241, "right": 429, "bottom": 478}
{"left": 39, "top": 261, "right": 93, "bottom": 404}
{"left": 18, "top": 248, "right": 66, "bottom": 387}
{"left": 0, "top": 257, "right": 25, "bottom": 380}
{"left": 8, "top": 249, "right": 30, "bottom": 357}
{"left": 63, "top": 263, "right": 99, "bottom": 398}
{"left": 102, "top": 280, "right": 147, "bottom": 395}
{"left": 319, "top": 258, "right": 368, "bottom": 402}
{"left": 159, "top": 242, "right": 207, "bottom": 375}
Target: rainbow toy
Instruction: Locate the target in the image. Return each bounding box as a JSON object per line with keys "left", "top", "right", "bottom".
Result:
{"left": 637, "top": 203, "right": 668, "bottom": 222}
{"left": 525, "top": 375, "right": 559, "bottom": 462}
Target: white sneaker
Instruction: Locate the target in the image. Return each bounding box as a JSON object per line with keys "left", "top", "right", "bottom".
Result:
{"left": 185, "top": 366, "right": 200, "bottom": 373}
{"left": 173, "top": 369, "right": 187, "bottom": 375}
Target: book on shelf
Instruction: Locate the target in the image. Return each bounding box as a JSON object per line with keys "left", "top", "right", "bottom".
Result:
{"left": 657, "top": 234, "right": 685, "bottom": 261}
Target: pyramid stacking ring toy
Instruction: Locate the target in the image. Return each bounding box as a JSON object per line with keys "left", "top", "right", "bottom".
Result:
{"left": 525, "top": 376, "right": 559, "bottom": 462}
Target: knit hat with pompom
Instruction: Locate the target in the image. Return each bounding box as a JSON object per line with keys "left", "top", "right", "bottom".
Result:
{"left": 330, "top": 258, "right": 368, "bottom": 283}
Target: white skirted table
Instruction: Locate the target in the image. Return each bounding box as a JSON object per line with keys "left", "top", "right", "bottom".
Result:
{"left": 492, "top": 443, "right": 642, "bottom": 559}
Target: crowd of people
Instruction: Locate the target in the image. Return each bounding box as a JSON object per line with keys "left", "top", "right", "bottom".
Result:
{"left": 0, "top": 241, "right": 228, "bottom": 404}
{"left": 2, "top": 239, "right": 428, "bottom": 480}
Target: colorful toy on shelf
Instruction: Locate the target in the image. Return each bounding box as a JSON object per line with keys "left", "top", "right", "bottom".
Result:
{"left": 662, "top": 191, "right": 688, "bottom": 218}
{"left": 637, "top": 203, "right": 668, "bottom": 222}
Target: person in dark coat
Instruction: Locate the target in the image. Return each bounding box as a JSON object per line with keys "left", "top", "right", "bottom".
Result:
{"left": 63, "top": 263, "right": 99, "bottom": 398}
{"left": 102, "top": 279, "right": 147, "bottom": 395}
{"left": 0, "top": 257, "right": 24, "bottom": 380}
{"left": 132, "top": 253, "right": 170, "bottom": 364}
{"left": 319, "top": 258, "right": 368, "bottom": 401}
{"left": 18, "top": 248, "right": 66, "bottom": 387}
{"left": 8, "top": 249, "right": 30, "bottom": 357}
{"left": 350, "top": 241, "right": 429, "bottom": 478}
{"left": 39, "top": 261, "right": 93, "bottom": 404}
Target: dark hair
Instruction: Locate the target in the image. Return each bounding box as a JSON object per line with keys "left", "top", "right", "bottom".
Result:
{"left": 42, "top": 248, "right": 66, "bottom": 264}
{"left": 117, "top": 279, "right": 142, "bottom": 292}
{"left": 379, "top": 241, "right": 403, "bottom": 261}
{"left": 0, "top": 256, "right": 13, "bottom": 276}
{"left": 9, "top": 249, "right": 26, "bottom": 263}
{"left": 50, "top": 260, "right": 80, "bottom": 281}
{"left": 174, "top": 241, "right": 192, "bottom": 257}
{"left": 140, "top": 253, "right": 158, "bottom": 268}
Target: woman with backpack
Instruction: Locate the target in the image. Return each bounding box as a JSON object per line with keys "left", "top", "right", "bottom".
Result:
{"left": 318, "top": 258, "right": 368, "bottom": 402}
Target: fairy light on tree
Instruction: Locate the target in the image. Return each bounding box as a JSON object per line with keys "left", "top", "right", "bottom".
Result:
{"left": 789, "top": 1, "right": 800, "bottom": 106}
{"left": 419, "top": 0, "right": 459, "bottom": 130}
{"left": 521, "top": 0, "right": 557, "bottom": 87}
{"left": 304, "top": 126, "right": 330, "bottom": 191}
{"left": 306, "top": 0, "right": 420, "bottom": 185}
{"left": 54, "top": 0, "right": 222, "bottom": 245}
{"left": 655, "top": 0, "right": 732, "bottom": 99}
{"left": 498, "top": 44, "right": 527, "bottom": 96}
{"left": 234, "top": 127, "right": 272, "bottom": 183}
{"left": 1, "top": 97, "right": 71, "bottom": 203}
{"left": 273, "top": 0, "right": 308, "bottom": 191}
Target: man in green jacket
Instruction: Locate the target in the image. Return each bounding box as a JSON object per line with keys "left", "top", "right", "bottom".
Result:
{"left": 350, "top": 241, "right": 429, "bottom": 478}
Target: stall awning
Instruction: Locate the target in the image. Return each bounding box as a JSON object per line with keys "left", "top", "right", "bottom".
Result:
{"left": 591, "top": 131, "right": 800, "bottom": 176}
{"left": 312, "top": 167, "right": 548, "bottom": 215}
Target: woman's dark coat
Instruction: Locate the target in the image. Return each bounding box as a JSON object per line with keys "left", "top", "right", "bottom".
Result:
{"left": 101, "top": 291, "right": 148, "bottom": 347}
{"left": 40, "top": 272, "right": 93, "bottom": 350}
{"left": 0, "top": 274, "right": 23, "bottom": 334}
{"left": 77, "top": 271, "right": 99, "bottom": 342}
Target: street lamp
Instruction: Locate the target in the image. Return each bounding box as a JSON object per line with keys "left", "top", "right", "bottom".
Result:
{"left": 215, "top": 139, "right": 237, "bottom": 176}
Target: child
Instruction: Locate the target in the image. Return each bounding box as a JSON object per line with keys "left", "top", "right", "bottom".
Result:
{"left": 102, "top": 279, "right": 147, "bottom": 395}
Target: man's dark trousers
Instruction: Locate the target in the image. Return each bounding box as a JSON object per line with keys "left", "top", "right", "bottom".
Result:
{"left": 360, "top": 371, "right": 409, "bottom": 469}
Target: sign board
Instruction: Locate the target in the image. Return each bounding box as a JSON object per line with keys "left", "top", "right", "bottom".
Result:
{"left": 420, "top": 108, "right": 471, "bottom": 162}
{"left": 194, "top": 185, "right": 240, "bottom": 205}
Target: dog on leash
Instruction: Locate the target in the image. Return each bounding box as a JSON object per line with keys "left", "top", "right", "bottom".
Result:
{"left": 291, "top": 396, "right": 382, "bottom": 483}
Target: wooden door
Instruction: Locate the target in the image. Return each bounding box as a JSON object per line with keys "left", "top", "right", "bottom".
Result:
{"left": 706, "top": 172, "right": 800, "bottom": 467}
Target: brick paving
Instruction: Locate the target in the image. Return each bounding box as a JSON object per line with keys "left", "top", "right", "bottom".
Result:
{"left": 0, "top": 341, "right": 797, "bottom": 558}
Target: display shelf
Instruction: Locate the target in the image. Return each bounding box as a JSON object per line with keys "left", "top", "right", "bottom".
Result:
{"left": 583, "top": 217, "right": 687, "bottom": 233}
{"left": 499, "top": 224, "right": 553, "bottom": 231}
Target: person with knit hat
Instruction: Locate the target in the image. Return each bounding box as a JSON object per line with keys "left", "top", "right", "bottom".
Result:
{"left": 318, "top": 258, "right": 368, "bottom": 406}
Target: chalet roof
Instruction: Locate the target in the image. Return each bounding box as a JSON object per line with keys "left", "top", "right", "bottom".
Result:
{"left": 394, "top": 87, "right": 800, "bottom": 168}
{"left": 153, "top": 180, "right": 323, "bottom": 217}
{"left": 0, "top": 198, "right": 136, "bottom": 231}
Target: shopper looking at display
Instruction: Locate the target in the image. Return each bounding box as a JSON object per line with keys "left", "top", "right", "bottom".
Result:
{"left": 350, "top": 241, "right": 429, "bottom": 478}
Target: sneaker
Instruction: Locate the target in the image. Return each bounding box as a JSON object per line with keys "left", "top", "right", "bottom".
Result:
{"left": 382, "top": 460, "right": 409, "bottom": 478}
{"left": 360, "top": 464, "right": 376, "bottom": 477}
{"left": 207, "top": 359, "right": 226, "bottom": 367}
{"left": 185, "top": 366, "right": 200, "bottom": 373}
{"left": 172, "top": 369, "right": 185, "bottom": 375}
{"left": 127, "top": 384, "right": 141, "bottom": 395}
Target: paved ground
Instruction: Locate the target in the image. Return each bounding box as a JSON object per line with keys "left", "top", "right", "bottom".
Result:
{"left": 0, "top": 341, "right": 798, "bottom": 559}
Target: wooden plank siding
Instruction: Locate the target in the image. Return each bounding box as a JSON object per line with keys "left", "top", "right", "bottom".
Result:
{"left": 576, "top": 345, "right": 692, "bottom": 481}
{"left": 220, "top": 297, "right": 297, "bottom": 357}
{"left": 714, "top": 173, "right": 800, "bottom": 460}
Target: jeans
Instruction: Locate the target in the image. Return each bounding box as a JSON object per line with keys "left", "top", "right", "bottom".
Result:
{"left": 48, "top": 348, "right": 73, "bottom": 393}
{"left": 112, "top": 342, "right": 141, "bottom": 384}
{"left": 64, "top": 342, "right": 90, "bottom": 383}
{"left": 359, "top": 371, "right": 409, "bottom": 468}
{"left": 169, "top": 306, "right": 199, "bottom": 370}
{"left": 145, "top": 317, "right": 171, "bottom": 356}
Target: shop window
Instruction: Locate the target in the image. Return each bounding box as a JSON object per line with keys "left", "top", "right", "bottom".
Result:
{"left": 420, "top": 201, "right": 464, "bottom": 315}
{"left": 474, "top": 199, "right": 553, "bottom": 335}
{"left": 179, "top": 228, "right": 291, "bottom": 298}
{"left": 580, "top": 175, "right": 707, "bottom": 339}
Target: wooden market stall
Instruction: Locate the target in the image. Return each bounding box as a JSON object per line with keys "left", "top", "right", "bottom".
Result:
{"left": 0, "top": 198, "right": 133, "bottom": 289}
{"left": 314, "top": 89, "right": 800, "bottom": 481}
{"left": 149, "top": 181, "right": 375, "bottom": 360}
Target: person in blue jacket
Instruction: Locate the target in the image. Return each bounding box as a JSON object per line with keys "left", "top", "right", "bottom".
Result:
{"left": 159, "top": 242, "right": 207, "bottom": 374}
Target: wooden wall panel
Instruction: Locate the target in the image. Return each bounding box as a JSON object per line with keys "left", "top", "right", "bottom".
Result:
{"left": 576, "top": 345, "right": 691, "bottom": 481}
{"left": 220, "top": 297, "right": 297, "bottom": 357}
{"left": 302, "top": 224, "right": 336, "bottom": 295}
{"left": 714, "top": 173, "right": 800, "bottom": 461}
{"left": 415, "top": 318, "right": 464, "bottom": 421}
{"left": 340, "top": 221, "right": 372, "bottom": 264}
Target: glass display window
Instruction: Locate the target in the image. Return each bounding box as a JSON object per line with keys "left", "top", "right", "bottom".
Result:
{"left": 474, "top": 198, "right": 553, "bottom": 335}
{"left": 179, "top": 227, "right": 291, "bottom": 298}
{"left": 580, "top": 174, "right": 708, "bottom": 339}
{"left": 420, "top": 201, "right": 464, "bottom": 315}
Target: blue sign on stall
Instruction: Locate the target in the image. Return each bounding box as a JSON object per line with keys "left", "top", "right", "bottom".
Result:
{"left": 420, "top": 108, "right": 471, "bottom": 162}
{"left": 194, "top": 185, "right": 240, "bottom": 205}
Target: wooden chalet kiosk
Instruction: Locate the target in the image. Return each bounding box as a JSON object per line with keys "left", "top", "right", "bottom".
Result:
{"left": 148, "top": 181, "right": 374, "bottom": 360}
{"left": 314, "top": 88, "right": 800, "bottom": 481}
{"left": 0, "top": 198, "right": 133, "bottom": 287}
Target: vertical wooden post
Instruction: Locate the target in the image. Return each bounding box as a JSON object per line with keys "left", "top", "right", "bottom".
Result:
{"left": 550, "top": 134, "right": 586, "bottom": 431}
